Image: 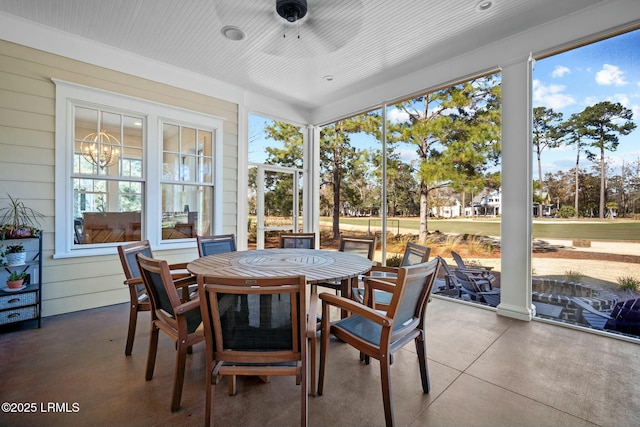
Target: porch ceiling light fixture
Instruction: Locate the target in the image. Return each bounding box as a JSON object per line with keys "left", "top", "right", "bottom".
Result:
{"left": 475, "top": 1, "right": 494, "bottom": 12}
{"left": 80, "top": 129, "right": 121, "bottom": 169}
{"left": 221, "top": 26, "right": 246, "bottom": 41}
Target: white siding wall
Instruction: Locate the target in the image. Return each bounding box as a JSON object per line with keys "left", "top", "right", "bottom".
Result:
{"left": 0, "top": 40, "right": 238, "bottom": 316}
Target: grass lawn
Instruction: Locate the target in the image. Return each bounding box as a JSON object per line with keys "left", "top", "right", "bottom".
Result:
{"left": 329, "top": 217, "right": 640, "bottom": 242}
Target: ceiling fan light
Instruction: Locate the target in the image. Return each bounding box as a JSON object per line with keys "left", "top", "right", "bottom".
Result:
{"left": 276, "top": 0, "right": 307, "bottom": 23}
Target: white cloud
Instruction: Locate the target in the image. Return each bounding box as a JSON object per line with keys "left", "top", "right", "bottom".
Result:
{"left": 611, "top": 93, "right": 630, "bottom": 106}
{"left": 583, "top": 96, "right": 599, "bottom": 106}
{"left": 532, "top": 79, "right": 576, "bottom": 110}
{"left": 595, "top": 64, "right": 628, "bottom": 86}
{"left": 551, "top": 65, "right": 571, "bottom": 78}
{"left": 587, "top": 93, "right": 636, "bottom": 111}
{"left": 386, "top": 108, "right": 410, "bottom": 124}
{"left": 632, "top": 104, "right": 640, "bottom": 122}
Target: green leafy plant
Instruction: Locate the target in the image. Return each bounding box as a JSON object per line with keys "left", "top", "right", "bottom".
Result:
{"left": 0, "top": 194, "right": 44, "bottom": 238}
{"left": 4, "top": 244, "right": 24, "bottom": 253}
{"left": 617, "top": 275, "right": 640, "bottom": 292}
{"left": 7, "top": 271, "right": 27, "bottom": 282}
{"left": 564, "top": 270, "right": 583, "bottom": 283}
{"left": 557, "top": 206, "right": 577, "bottom": 218}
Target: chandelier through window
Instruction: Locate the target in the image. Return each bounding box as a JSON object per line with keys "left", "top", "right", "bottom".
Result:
{"left": 80, "top": 129, "right": 121, "bottom": 169}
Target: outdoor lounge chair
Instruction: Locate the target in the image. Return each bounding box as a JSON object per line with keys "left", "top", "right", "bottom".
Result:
{"left": 571, "top": 297, "right": 612, "bottom": 329}
{"left": 612, "top": 298, "right": 640, "bottom": 335}
{"left": 451, "top": 250, "right": 496, "bottom": 284}
{"left": 432, "top": 257, "right": 460, "bottom": 296}
{"left": 454, "top": 268, "right": 501, "bottom": 307}
{"left": 572, "top": 297, "right": 640, "bottom": 335}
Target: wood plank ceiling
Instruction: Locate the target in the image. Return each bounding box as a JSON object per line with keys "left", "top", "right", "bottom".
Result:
{"left": 0, "top": 0, "right": 605, "bottom": 112}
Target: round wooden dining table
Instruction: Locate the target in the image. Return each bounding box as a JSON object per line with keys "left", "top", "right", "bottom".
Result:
{"left": 187, "top": 248, "right": 375, "bottom": 301}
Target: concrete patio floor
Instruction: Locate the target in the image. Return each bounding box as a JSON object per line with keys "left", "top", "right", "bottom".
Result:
{"left": 1, "top": 297, "right": 639, "bottom": 426}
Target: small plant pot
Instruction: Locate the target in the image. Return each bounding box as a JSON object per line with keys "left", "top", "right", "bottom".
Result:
{"left": 6, "top": 279, "right": 24, "bottom": 289}
{"left": 5, "top": 252, "right": 26, "bottom": 266}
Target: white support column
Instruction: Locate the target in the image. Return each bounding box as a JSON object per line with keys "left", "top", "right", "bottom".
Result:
{"left": 380, "top": 105, "right": 388, "bottom": 263}
{"left": 304, "top": 125, "right": 321, "bottom": 248}
{"left": 496, "top": 57, "right": 534, "bottom": 321}
{"left": 256, "top": 166, "right": 265, "bottom": 249}
{"left": 236, "top": 105, "right": 248, "bottom": 250}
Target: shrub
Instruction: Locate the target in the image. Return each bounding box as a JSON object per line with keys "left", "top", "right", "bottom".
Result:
{"left": 557, "top": 206, "right": 577, "bottom": 218}
{"left": 564, "top": 270, "right": 583, "bottom": 282}
{"left": 386, "top": 253, "right": 403, "bottom": 267}
{"left": 466, "top": 236, "right": 494, "bottom": 256}
{"left": 441, "top": 235, "right": 462, "bottom": 253}
{"left": 617, "top": 275, "right": 640, "bottom": 292}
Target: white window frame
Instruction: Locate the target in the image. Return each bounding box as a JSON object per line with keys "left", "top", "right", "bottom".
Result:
{"left": 53, "top": 79, "right": 224, "bottom": 258}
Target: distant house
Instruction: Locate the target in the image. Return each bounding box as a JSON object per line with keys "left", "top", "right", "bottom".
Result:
{"left": 430, "top": 197, "right": 461, "bottom": 218}
{"left": 466, "top": 188, "right": 502, "bottom": 216}
{"left": 533, "top": 190, "right": 555, "bottom": 217}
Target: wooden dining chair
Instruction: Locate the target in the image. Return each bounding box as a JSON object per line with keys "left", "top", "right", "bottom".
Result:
{"left": 136, "top": 253, "right": 204, "bottom": 412}
{"left": 313, "top": 234, "right": 376, "bottom": 295}
{"left": 198, "top": 274, "right": 316, "bottom": 427}
{"left": 117, "top": 240, "right": 193, "bottom": 356}
{"left": 197, "top": 234, "right": 237, "bottom": 257}
{"left": 279, "top": 232, "right": 316, "bottom": 249}
{"left": 352, "top": 241, "right": 431, "bottom": 309}
{"left": 317, "top": 258, "right": 441, "bottom": 427}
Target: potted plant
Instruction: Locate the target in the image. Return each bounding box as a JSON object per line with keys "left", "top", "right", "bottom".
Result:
{"left": 3, "top": 244, "right": 26, "bottom": 266}
{"left": 6, "top": 271, "right": 27, "bottom": 289}
{"left": 0, "top": 194, "right": 44, "bottom": 239}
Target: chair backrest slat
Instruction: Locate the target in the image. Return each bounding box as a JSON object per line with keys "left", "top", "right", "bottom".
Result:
{"left": 401, "top": 242, "right": 430, "bottom": 266}
{"left": 198, "top": 275, "right": 306, "bottom": 363}
{"left": 279, "top": 233, "right": 316, "bottom": 249}
{"left": 137, "top": 254, "right": 181, "bottom": 318}
{"left": 387, "top": 258, "right": 440, "bottom": 330}
{"left": 339, "top": 235, "right": 377, "bottom": 261}
{"left": 197, "top": 234, "right": 237, "bottom": 257}
{"left": 451, "top": 251, "right": 466, "bottom": 269}
{"left": 118, "top": 240, "right": 153, "bottom": 295}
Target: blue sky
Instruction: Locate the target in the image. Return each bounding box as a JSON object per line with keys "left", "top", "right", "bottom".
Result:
{"left": 250, "top": 29, "right": 640, "bottom": 176}
{"left": 533, "top": 28, "right": 640, "bottom": 178}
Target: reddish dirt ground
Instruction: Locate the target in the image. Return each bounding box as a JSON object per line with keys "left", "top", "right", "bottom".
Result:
{"left": 532, "top": 249, "right": 640, "bottom": 264}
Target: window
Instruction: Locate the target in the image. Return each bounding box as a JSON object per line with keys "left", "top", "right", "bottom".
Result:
{"left": 530, "top": 29, "right": 640, "bottom": 335}
{"left": 161, "top": 123, "right": 214, "bottom": 240}
{"left": 72, "top": 106, "right": 144, "bottom": 245}
{"left": 54, "top": 80, "right": 223, "bottom": 257}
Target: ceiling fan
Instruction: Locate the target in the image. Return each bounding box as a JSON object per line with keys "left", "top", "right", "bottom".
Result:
{"left": 214, "top": 0, "right": 363, "bottom": 56}
{"left": 276, "top": 0, "right": 307, "bottom": 23}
